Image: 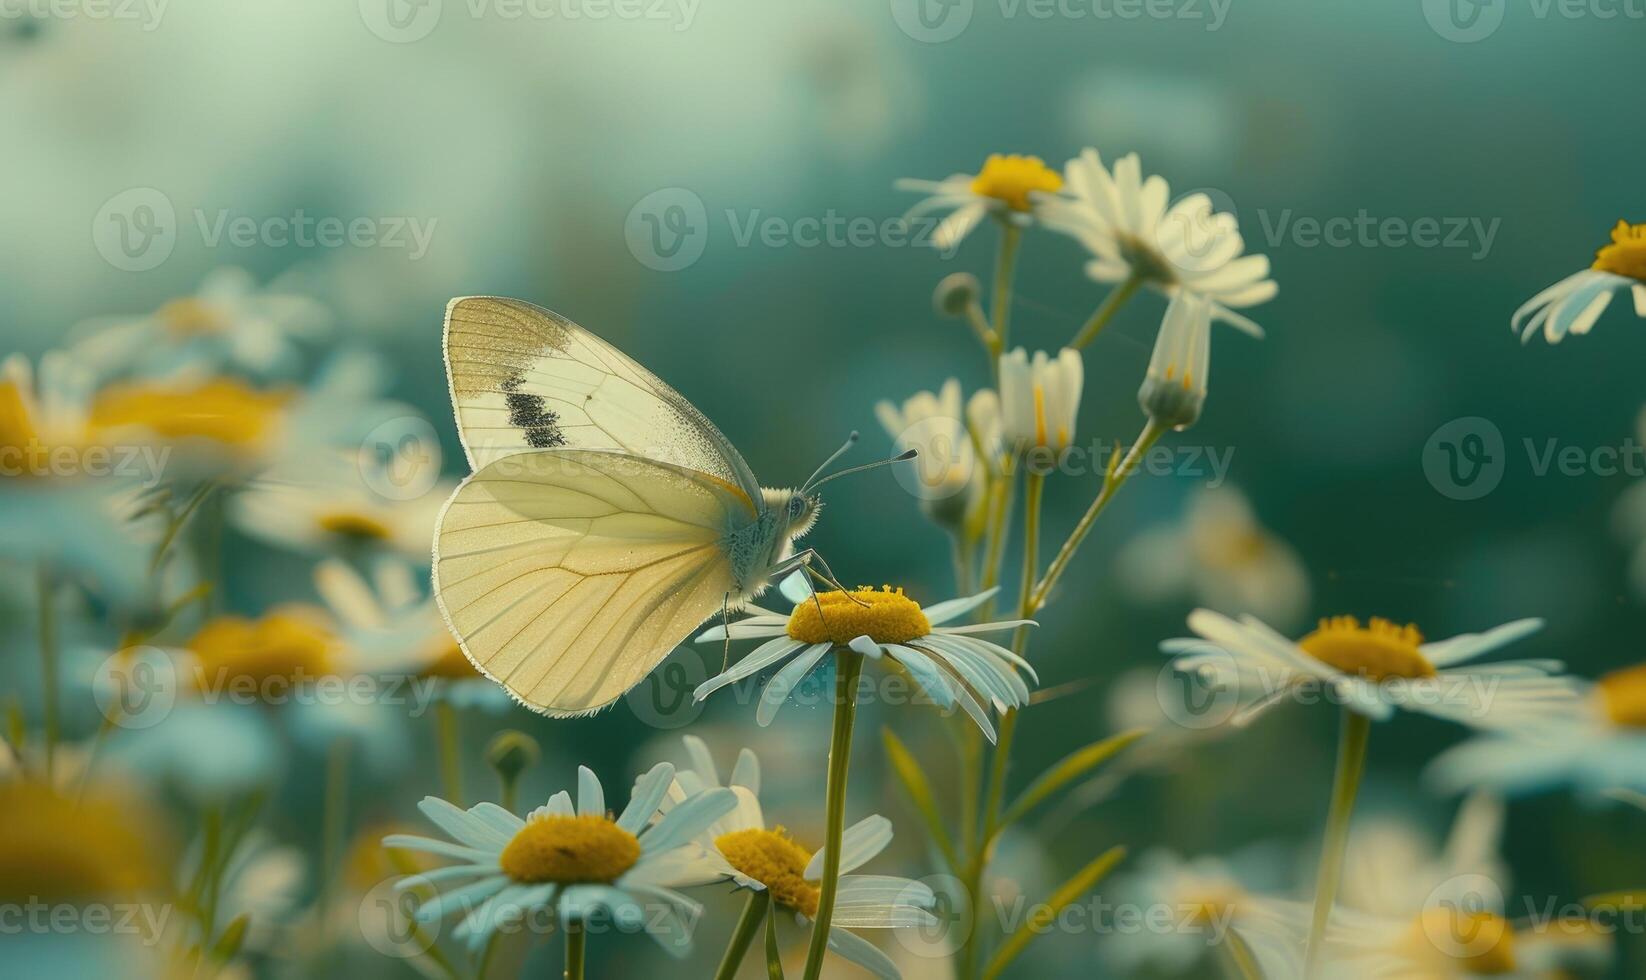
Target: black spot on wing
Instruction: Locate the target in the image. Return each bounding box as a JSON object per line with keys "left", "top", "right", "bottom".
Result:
{"left": 500, "top": 376, "right": 566, "bottom": 448}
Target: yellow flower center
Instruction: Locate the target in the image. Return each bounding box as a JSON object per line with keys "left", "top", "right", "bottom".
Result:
{"left": 715, "top": 827, "right": 819, "bottom": 918}
{"left": 1596, "top": 662, "right": 1646, "bottom": 728}
{"left": 969, "top": 154, "right": 1063, "bottom": 212}
{"left": 422, "top": 637, "right": 484, "bottom": 680}
{"left": 90, "top": 378, "right": 289, "bottom": 449}
{"left": 188, "top": 607, "right": 337, "bottom": 689}
{"left": 499, "top": 814, "right": 640, "bottom": 884}
{"left": 157, "top": 297, "right": 228, "bottom": 337}
{"left": 1409, "top": 908, "right": 1517, "bottom": 974}
{"left": 317, "top": 511, "right": 393, "bottom": 541}
{"left": 0, "top": 782, "right": 167, "bottom": 901}
{"left": 785, "top": 586, "right": 931, "bottom": 646}
{"left": 1592, "top": 220, "right": 1646, "bottom": 282}
{"left": 1298, "top": 616, "right": 1435, "bottom": 681}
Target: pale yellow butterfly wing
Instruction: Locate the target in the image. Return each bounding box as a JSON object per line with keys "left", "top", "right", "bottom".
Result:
{"left": 442, "top": 296, "right": 763, "bottom": 505}
{"left": 432, "top": 448, "right": 752, "bottom": 716}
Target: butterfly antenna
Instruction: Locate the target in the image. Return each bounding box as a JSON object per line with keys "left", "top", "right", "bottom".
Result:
{"left": 806, "top": 449, "right": 918, "bottom": 491}
{"left": 801, "top": 431, "right": 860, "bottom": 493}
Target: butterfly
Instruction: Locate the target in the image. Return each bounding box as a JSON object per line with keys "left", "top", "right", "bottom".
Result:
{"left": 432, "top": 297, "right": 909, "bottom": 716}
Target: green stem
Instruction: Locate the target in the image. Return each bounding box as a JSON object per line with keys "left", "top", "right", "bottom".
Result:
{"left": 1029, "top": 418, "right": 1167, "bottom": 612}
{"left": 989, "top": 223, "right": 1022, "bottom": 353}
{"left": 1069, "top": 274, "right": 1143, "bottom": 350}
{"left": 801, "top": 651, "right": 864, "bottom": 980}
{"left": 1302, "top": 708, "right": 1372, "bottom": 979}
{"left": 714, "top": 891, "right": 770, "bottom": 980}
{"left": 36, "top": 563, "right": 57, "bottom": 785}
{"left": 317, "top": 740, "right": 350, "bottom": 934}
{"left": 435, "top": 701, "right": 463, "bottom": 805}
{"left": 977, "top": 469, "right": 1018, "bottom": 619}
{"left": 564, "top": 921, "right": 586, "bottom": 980}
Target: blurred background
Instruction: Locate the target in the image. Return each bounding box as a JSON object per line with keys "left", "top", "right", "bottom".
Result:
{"left": 3, "top": 0, "right": 1644, "bottom": 976}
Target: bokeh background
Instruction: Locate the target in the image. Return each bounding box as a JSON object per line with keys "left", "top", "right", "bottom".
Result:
{"left": 4, "top": 0, "right": 1645, "bottom": 976}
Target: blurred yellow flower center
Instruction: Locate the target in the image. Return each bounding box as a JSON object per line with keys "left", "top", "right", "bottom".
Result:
{"left": 1592, "top": 221, "right": 1646, "bottom": 281}
{"left": 90, "top": 378, "right": 288, "bottom": 448}
{"left": 188, "top": 608, "right": 336, "bottom": 688}
{"left": 499, "top": 814, "right": 639, "bottom": 884}
{"left": 158, "top": 297, "right": 227, "bottom": 337}
{"left": 970, "top": 154, "right": 1062, "bottom": 212}
{"left": 715, "top": 826, "right": 819, "bottom": 918}
{"left": 1299, "top": 616, "right": 1435, "bottom": 680}
{"left": 0, "top": 782, "right": 165, "bottom": 901}
{"left": 317, "top": 511, "right": 392, "bottom": 541}
{"left": 423, "top": 637, "right": 484, "bottom": 680}
{"left": 1409, "top": 908, "right": 1516, "bottom": 974}
{"left": 1181, "top": 885, "right": 1241, "bottom": 928}
{"left": 786, "top": 586, "right": 931, "bottom": 645}
{"left": 1596, "top": 662, "right": 1646, "bottom": 728}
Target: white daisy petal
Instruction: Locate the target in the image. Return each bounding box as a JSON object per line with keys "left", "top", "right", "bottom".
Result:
{"left": 576, "top": 766, "right": 605, "bottom": 818}
{"left": 694, "top": 637, "right": 807, "bottom": 701}
{"left": 617, "top": 762, "right": 676, "bottom": 834}
{"left": 755, "top": 643, "right": 831, "bottom": 727}
{"left": 806, "top": 814, "right": 893, "bottom": 880}
{"left": 825, "top": 927, "right": 902, "bottom": 980}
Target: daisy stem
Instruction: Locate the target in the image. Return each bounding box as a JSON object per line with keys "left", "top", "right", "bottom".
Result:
{"left": 36, "top": 562, "right": 57, "bottom": 785}
{"left": 435, "top": 700, "right": 464, "bottom": 806}
{"left": 978, "top": 468, "right": 1019, "bottom": 619}
{"left": 564, "top": 921, "right": 586, "bottom": 980}
{"left": 801, "top": 650, "right": 865, "bottom": 980}
{"left": 317, "top": 740, "right": 351, "bottom": 935}
{"left": 1029, "top": 418, "right": 1167, "bottom": 613}
{"left": 1302, "top": 708, "right": 1371, "bottom": 979}
{"left": 714, "top": 890, "right": 771, "bottom": 980}
{"left": 990, "top": 223, "right": 1022, "bottom": 353}
{"left": 1069, "top": 273, "right": 1143, "bottom": 350}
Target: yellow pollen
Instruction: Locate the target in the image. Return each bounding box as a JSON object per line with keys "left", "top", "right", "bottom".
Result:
{"left": 157, "top": 297, "right": 227, "bottom": 337}
{"left": 90, "top": 378, "right": 289, "bottom": 449}
{"left": 785, "top": 586, "right": 931, "bottom": 646}
{"left": 715, "top": 827, "right": 819, "bottom": 918}
{"left": 1409, "top": 909, "right": 1517, "bottom": 974}
{"left": 969, "top": 154, "right": 1063, "bottom": 212}
{"left": 1596, "top": 662, "right": 1646, "bottom": 728}
{"left": 1592, "top": 220, "right": 1646, "bottom": 282}
{"left": 1298, "top": 616, "right": 1435, "bottom": 681}
{"left": 499, "top": 814, "right": 640, "bottom": 884}
{"left": 318, "top": 511, "right": 393, "bottom": 541}
{"left": 187, "top": 607, "right": 337, "bottom": 689}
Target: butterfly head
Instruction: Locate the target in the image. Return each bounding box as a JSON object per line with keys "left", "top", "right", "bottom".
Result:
{"left": 784, "top": 489, "right": 821, "bottom": 537}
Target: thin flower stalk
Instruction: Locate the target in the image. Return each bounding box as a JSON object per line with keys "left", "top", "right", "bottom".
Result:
{"left": 801, "top": 650, "right": 866, "bottom": 980}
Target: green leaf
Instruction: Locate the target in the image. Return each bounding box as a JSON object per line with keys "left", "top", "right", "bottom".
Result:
{"left": 210, "top": 913, "right": 250, "bottom": 962}
{"left": 982, "top": 846, "right": 1126, "bottom": 980}
{"left": 997, "top": 729, "right": 1144, "bottom": 832}
{"left": 764, "top": 905, "right": 785, "bottom": 980}
{"left": 1219, "top": 927, "right": 1265, "bottom": 980}
{"left": 881, "top": 727, "right": 960, "bottom": 870}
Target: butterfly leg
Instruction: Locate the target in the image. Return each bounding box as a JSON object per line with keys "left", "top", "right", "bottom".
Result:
{"left": 720, "top": 591, "right": 732, "bottom": 673}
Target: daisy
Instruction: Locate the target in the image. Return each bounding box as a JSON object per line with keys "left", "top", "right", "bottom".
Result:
{"left": 1036, "top": 148, "right": 1275, "bottom": 339}
{"left": 382, "top": 766, "right": 736, "bottom": 963}
{"left": 693, "top": 574, "right": 1036, "bottom": 742}
{"left": 1162, "top": 611, "right": 1579, "bottom": 729}
{"left": 1116, "top": 485, "right": 1310, "bottom": 631}
{"left": 896, "top": 153, "right": 1064, "bottom": 251}
{"left": 1511, "top": 220, "right": 1646, "bottom": 344}
{"left": 875, "top": 378, "right": 985, "bottom": 534}
{"left": 1138, "top": 290, "right": 1217, "bottom": 431}
{"left": 1339, "top": 792, "right": 1507, "bottom": 922}
{"left": 1428, "top": 661, "right": 1646, "bottom": 800}
{"left": 998, "top": 347, "right": 1083, "bottom": 461}
{"left": 664, "top": 735, "right": 937, "bottom": 980}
